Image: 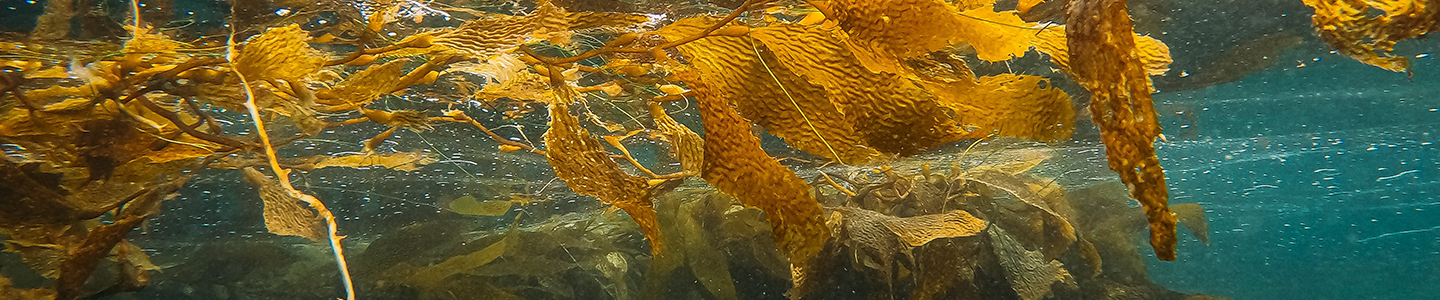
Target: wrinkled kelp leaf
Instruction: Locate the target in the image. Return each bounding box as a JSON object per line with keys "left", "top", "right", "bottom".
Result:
{"left": 544, "top": 101, "right": 664, "bottom": 255}
{"left": 880, "top": 210, "right": 988, "bottom": 247}
{"left": 312, "top": 151, "right": 438, "bottom": 172}
{"left": 232, "top": 24, "right": 325, "bottom": 83}
{"left": 660, "top": 19, "right": 882, "bottom": 163}
{"left": 746, "top": 24, "right": 978, "bottom": 157}
{"left": 1065, "top": 0, "right": 1179, "bottom": 261}
{"left": 683, "top": 69, "right": 829, "bottom": 271}
{"left": 241, "top": 167, "right": 324, "bottom": 242}
{"left": 1301, "top": 0, "right": 1439, "bottom": 72}
{"left": 648, "top": 102, "right": 703, "bottom": 176}
{"left": 966, "top": 169, "right": 1076, "bottom": 260}
{"left": 398, "top": 0, "right": 569, "bottom": 61}
{"left": 816, "top": 0, "right": 1037, "bottom": 62}
{"left": 662, "top": 20, "right": 984, "bottom": 163}
{"left": 987, "top": 225, "right": 1073, "bottom": 300}
{"left": 316, "top": 58, "right": 411, "bottom": 107}
{"left": 925, "top": 74, "right": 1075, "bottom": 141}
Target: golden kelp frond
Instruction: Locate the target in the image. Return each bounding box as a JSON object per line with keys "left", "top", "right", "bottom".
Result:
{"left": 1034, "top": 26, "right": 1173, "bottom": 77}
{"left": 1065, "top": 0, "right": 1178, "bottom": 261}
{"left": 232, "top": 24, "right": 325, "bottom": 83}
{"left": 818, "top": 0, "right": 1036, "bottom": 62}
{"left": 660, "top": 19, "right": 880, "bottom": 164}
{"left": 316, "top": 58, "right": 411, "bottom": 107}
{"left": 543, "top": 101, "right": 664, "bottom": 255}
{"left": 361, "top": 108, "right": 434, "bottom": 132}
{"left": 924, "top": 74, "right": 1075, "bottom": 141}
{"left": 123, "top": 31, "right": 187, "bottom": 56}
{"left": 567, "top": 12, "right": 655, "bottom": 31}
{"left": 878, "top": 210, "right": 987, "bottom": 247}
{"left": 409, "top": 0, "right": 570, "bottom": 60}
{"left": 1301, "top": 0, "right": 1438, "bottom": 72}
{"left": 312, "top": 151, "right": 439, "bottom": 172}
{"left": 684, "top": 69, "right": 829, "bottom": 272}
{"left": 663, "top": 20, "right": 980, "bottom": 162}
{"left": 748, "top": 24, "right": 975, "bottom": 157}
{"left": 241, "top": 167, "right": 325, "bottom": 242}
{"left": 471, "top": 70, "right": 557, "bottom": 104}
{"left": 966, "top": 169, "right": 1076, "bottom": 260}
{"left": 648, "top": 102, "right": 703, "bottom": 176}
{"left": 987, "top": 226, "right": 1073, "bottom": 300}
{"left": 1172, "top": 203, "right": 1210, "bottom": 246}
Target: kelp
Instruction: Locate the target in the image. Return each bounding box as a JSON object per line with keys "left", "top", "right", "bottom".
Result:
{"left": 0, "top": 0, "right": 1285, "bottom": 298}
{"left": 648, "top": 102, "right": 704, "bottom": 176}
{"left": 988, "top": 225, "right": 1074, "bottom": 300}
{"left": 241, "top": 167, "right": 326, "bottom": 242}
{"left": 815, "top": 0, "right": 1036, "bottom": 61}
{"left": 1301, "top": 0, "right": 1439, "bottom": 72}
{"left": 1065, "top": 0, "right": 1179, "bottom": 261}
{"left": 662, "top": 18, "right": 1075, "bottom": 163}
{"left": 661, "top": 19, "right": 886, "bottom": 164}
{"left": 544, "top": 100, "right": 666, "bottom": 255}
{"left": 646, "top": 190, "right": 740, "bottom": 300}
{"left": 684, "top": 69, "right": 830, "bottom": 271}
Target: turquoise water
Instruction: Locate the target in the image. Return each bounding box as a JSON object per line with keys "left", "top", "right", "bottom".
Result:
{"left": 1149, "top": 52, "right": 1440, "bottom": 299}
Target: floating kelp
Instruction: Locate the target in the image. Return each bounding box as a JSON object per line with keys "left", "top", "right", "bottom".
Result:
{"left": 1301, "top": 0, "right": 1438, "bottom": 72}
{"left": 1065, "top": 0, "right": 1179, "bottom": 261}
{"left": 0, "top": 0, "right": 1349, "bottom": 299}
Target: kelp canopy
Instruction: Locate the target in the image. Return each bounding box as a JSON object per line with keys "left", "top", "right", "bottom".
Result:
{"left": 0, "top": 0, "right": 1431, "bottom": 299}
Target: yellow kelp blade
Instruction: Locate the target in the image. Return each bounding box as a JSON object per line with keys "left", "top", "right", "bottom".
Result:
{"left": 661, "top": 19, "right": 987, "bottom": 163}
{"left": 816, "top": 0, "right": 1038, "bottom": 62}
{"left": 658, "top": 18, "right": 882, "bottom": 164}
{"left": 543, "top": 101, "right": 665, "bottom": 256}
{"left": 1065, "top": 0, "right": 1178, "bottom": 261}
{"left": 681, "top": 69, "right": 829, "bottom": 272}
{"left": 923, "top": 73, "right": 1075, "bottom": 141}
{"left": 1301, "top": 0, "right": 1438, "bottom": 72}
{"left": 241, "top": 167, "right": 325, "bottom": 242}
{"left": 232, "top": 24, "right": 324, "bottom": 84}
{"left": 648, "top": 102, "right": 704, "bottom": 176}
{"left": 747, "top": 24, "right": 976, "bottom": 156}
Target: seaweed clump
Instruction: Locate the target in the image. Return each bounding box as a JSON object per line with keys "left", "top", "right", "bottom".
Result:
{"left": 0, "top": 0, "right": 1418, "bottom": 299}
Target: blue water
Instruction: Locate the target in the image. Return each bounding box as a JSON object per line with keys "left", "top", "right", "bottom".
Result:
{"left": 1147, "top": 44, "right": 1440, "bottom": 299}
